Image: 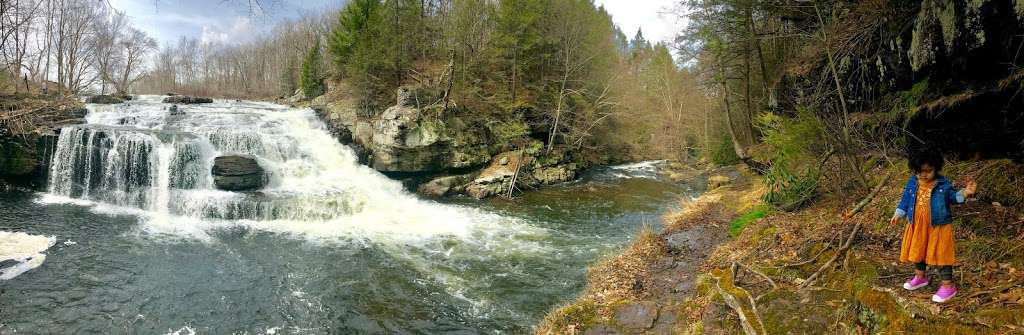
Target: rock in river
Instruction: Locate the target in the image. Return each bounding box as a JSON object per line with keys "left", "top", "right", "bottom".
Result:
{"left": 212, "top": 155, "right": 266, "bottom": 191}
{"left": 162, "top": 96, "right": 213, "bottom": 104}
{"left": 86, "top": 95, "right": 124, "bottom": 104}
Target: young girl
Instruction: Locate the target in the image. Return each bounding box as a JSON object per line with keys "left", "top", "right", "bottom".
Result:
{"left": 890, "top": 147, "right": 977, "bottom": 303}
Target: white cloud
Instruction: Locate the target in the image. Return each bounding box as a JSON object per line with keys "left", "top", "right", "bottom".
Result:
{"left": 595, "top": 0, "right": 683, "bottom": 45}
{"left": 200, "top": 16, "right": 259, "bottom": 45}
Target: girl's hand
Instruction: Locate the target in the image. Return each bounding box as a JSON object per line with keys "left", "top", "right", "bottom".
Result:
{"left": 964, "top": 179, "right": 978, "bottom": 197}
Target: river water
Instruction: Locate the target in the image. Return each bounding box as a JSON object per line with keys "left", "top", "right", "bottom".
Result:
{"left": 0, "top": 96, "right": 697, "bottom": 334}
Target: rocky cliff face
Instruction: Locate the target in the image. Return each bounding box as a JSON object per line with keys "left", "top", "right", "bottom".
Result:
{"left": 312, "top": 86, "right": 581, "bottom": 198}
{"left": 0, "top": 98, "right": 87, "bottom": 186}
{"left": 780, "top": 0, "right": 1024, "bottom": 161}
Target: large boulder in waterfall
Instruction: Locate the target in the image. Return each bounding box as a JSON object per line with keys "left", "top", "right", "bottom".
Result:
{"left": 212, "top": 155, "right": 266, "bottom": 191}
{"left": 163, "top": 96, "right": 213, "bottom": 104}
{"left": 86, "top": 95, "right": 124, "bottom": 104}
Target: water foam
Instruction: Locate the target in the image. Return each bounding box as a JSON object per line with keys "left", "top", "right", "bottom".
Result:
{"left": 45, "top": 96, "right": 543, "bottom": 245}
{"left": 0, "top": 231, "right": 57, "bottom": 280}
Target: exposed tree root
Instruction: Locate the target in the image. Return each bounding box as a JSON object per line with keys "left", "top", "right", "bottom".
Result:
{"left": 712, "top": 272, "right": 764, "bottom": 335}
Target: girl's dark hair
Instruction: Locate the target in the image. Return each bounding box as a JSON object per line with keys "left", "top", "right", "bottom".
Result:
{"left": 908, "top": 146, "right": 945, "bottom": 173}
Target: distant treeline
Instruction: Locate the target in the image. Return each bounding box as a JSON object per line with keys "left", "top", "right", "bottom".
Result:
{"left": 1, "top": 0, "right": 156, "bottom": 96}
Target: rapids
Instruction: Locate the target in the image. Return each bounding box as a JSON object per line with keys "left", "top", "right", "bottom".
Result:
{"left": 0, "top": 96, "right": 698, "bottom": 333}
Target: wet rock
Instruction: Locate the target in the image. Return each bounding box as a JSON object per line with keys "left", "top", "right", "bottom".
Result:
{"left": 169, "top": 105, "right": 183, "bottom": 116}
{"left": 212, "top": 155, "right": 266, "bottom": 191}
{"left": 533, "top": 164, "right": 577, "bottom": 185}
{"left": 0, "top": 140, "right": 38, "bottom": 176}
{"left": 418, "top": 173, "right": 478, "bottom": 197}
{"left": 613, "top": 301, "right": 658, "bottom": 331}
{"left": 162, "top": 96, "right": 213, "bottom": 104}
{"left": 117, "top": 116, "right": 138, "bottom": 125}
{"left": 86, "top": 95, "right": 124, "bottom": 104}
{"left": 665, "top": 228, "right": 715, "bottom": 256}
{"left": 707, "top": 175, "right": 730, "bottom": 189}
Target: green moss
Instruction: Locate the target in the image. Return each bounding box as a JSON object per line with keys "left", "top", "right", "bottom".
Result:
{"left": 729, "top": 205, "right": 770, "bottom": 238}
{"left": 750, "top": 225, "right": 777, "bottom": 245}
{"left": 542, "top": 299, "right": 602, "bottom": 331}
{"left": 0, "top": 140, "right": 38, "bottom": 176}
{"left": 486, "top": 117, "right": 530, "bottom": 143}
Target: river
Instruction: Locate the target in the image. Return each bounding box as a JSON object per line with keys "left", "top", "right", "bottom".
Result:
{"left": 0, "top": 96, "right": 698, "bottom": 334}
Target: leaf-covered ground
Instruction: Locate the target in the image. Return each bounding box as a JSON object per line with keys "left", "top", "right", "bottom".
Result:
{"left": 538, "top": 160, "right": 1024, "bottom": 334}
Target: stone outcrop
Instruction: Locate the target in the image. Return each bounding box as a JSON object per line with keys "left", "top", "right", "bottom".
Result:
{"left": 422, "top": 149, "right": 579, "bottom": 199}
{"left": 313, "top": 86, "right": 583, "bottom": 198}
{"left": 417, "top": 172, "right": 478, "bottom": 197}
{"left": 313, "top": 87, "right": 524, "bottom": 174}
{"left": 86, "top": 95, "right": 124, "bottom": 104}
{"left": 211, "top": 155, "right": 266, "bottom": 191}
{"left": 162, "top": 96, "right": 213, "bottom": 104}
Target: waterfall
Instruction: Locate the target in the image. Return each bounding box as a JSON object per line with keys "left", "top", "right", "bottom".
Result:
{"left": 43, "top": 96, "right": 518, "bottom": 241}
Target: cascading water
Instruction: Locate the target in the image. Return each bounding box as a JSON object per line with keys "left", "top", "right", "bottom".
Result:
{"left": 43, "top": 96, "right": 513, "bottom": 239}
{"left": 3, "top": 95, "right": 697, "bottom": 333}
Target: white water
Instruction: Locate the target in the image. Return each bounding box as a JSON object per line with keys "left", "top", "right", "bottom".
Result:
{"left": 44, "top": 96, "right": 541, "bottom": 244}
{"left": 0, "top": 231, "right": 56, "bottom": 280}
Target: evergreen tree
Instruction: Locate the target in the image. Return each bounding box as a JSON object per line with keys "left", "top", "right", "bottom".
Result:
{"left": 328, "top": 0, "right": 382, "bottom": 67}
{"left": 300, "top": 41, "right": 325, "bottom": 98}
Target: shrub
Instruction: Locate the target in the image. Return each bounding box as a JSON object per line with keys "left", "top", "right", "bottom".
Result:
{"left": 757, "top": 109, "right": 825, "bottom": 211}
{"left": 707, "top": 133, "right": 740, "bottom": 166}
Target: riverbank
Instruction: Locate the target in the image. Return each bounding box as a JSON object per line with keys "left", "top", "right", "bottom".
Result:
{"left": 539, "top": 160, "right": 1024, "bottom": 334}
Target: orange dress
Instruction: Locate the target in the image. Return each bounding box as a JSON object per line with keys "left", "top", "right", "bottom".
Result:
{"left": 899, "top": 179, "right": 956, "bottom": 266}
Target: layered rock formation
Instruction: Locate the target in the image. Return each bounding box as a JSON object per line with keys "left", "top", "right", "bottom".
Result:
{"left": 312, "top": 86, "right": 581, "bottom": 198}
{"left": 211, "top": 155, "right": 266, "bottom": 191}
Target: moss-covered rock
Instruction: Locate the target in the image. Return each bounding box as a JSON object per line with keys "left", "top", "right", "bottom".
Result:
{"left": 0, "top": 140, "right": 38, "bottom": 176}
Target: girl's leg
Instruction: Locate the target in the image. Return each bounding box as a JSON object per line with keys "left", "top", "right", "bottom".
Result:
{"left": 904, "top": 261, "right": 930, "bottom": 290}
{"left": 932, "top": 265, "right": 957, "bottom": 303}
{"left": 939, "top": 266, "right": 954, "bottom": 286}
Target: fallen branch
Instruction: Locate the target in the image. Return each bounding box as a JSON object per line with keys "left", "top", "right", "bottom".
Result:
{"left": 712, "top": 274, "right": 763, "bottom": 335}
{"left": 735, "top": 261, "right": 779, "bottom": 302}
{"left": 965, "top": 280, "right": 1022, "bottom": 300}
{"left": 798, "top": 174, "right": 891, "bottom": 288}
{"left": 845, "top": 171, "right": 891, "bottom": 218}
{"left": 799, "top": 221, "right": 862, "bottom": 289}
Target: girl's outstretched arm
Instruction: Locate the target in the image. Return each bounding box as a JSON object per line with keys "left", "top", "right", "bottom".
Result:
{"left": 948, "top": 179, "right": 977, "bottom": 204}
{"left": 892, "top": 177, "right": 914, "bottom": 224}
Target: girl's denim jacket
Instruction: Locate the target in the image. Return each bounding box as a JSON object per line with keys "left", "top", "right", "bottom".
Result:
{"left": 894, "top": 175, "right": 967, "bottom": 226}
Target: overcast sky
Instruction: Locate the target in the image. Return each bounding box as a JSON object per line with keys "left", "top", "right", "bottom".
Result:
{"left": 109, "top": 0, "right": 681, "bottom": 47}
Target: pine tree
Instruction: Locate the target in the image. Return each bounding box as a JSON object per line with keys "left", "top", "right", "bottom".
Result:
{"left": 300, "top": 41, "right": 325, "bottom": 98}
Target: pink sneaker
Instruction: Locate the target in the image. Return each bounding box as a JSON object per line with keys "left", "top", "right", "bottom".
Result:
{"left": 903, "top": 275, "right": 929, "bottom": 290}
{"left": 932, "top": 285, "right": 957, "bottom": 303}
